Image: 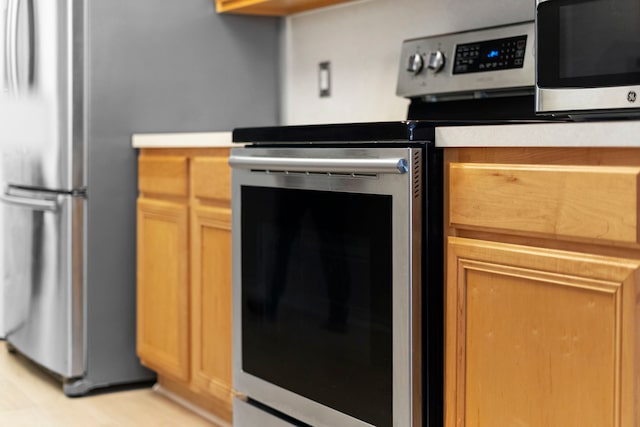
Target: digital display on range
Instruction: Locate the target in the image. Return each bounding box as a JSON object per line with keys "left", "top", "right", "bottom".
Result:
{"left": 453, "top": 35, "right": 527, "bottom": 74}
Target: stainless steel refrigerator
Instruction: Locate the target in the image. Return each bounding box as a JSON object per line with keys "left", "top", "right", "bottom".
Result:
{"left": 0, "top": 0, "right": 279, "bottom": 396}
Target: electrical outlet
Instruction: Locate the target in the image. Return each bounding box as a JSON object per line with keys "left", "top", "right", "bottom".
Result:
{"left": 319, "top": 61, "right": 331, "bottom": 98}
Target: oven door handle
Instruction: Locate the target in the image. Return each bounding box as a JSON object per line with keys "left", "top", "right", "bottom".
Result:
{"left": 228, "top": 155, "right": 409, "bottom": 175}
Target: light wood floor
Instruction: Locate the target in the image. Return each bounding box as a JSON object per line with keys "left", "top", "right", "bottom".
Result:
{"left": 0, "top": 341, "right": 219, "bottom": 426}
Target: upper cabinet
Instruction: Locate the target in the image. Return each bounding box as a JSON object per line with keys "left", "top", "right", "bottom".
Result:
{"left": 215, "top": 0, "right": 354, "bottom": 16}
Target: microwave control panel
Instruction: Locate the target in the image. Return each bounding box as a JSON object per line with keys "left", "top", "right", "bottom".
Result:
{"left": 397, "top": 21, "right": 535, "bottom": 99}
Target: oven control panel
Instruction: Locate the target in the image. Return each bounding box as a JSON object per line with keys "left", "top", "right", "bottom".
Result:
{"left": 453, "top": 35, "right": 527, "bottom": 74}
{"left": 397, "top": 21, "right": 534, "bottom": 99}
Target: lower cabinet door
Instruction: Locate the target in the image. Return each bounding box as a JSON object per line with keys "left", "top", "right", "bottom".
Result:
{"left": 446, "top": 237, "right": 640, "bottom": 427}
{"left": 137, "top": 198, "right": 190, "bottom": 382}
{"left": 191, "top": 205, "right": 233, "bottom": 420}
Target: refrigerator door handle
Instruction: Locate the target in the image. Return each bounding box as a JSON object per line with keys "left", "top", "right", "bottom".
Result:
{"left": 7, "top": 0, "right": 18, "bottom": 93}
{"left": 0, "top": 191, "right": 59, "bottom": 211}
{"left": 2, "top": 0, "right": 10, "bottom": 93}
{"left": 9, "top": 0, "right": 33, "bottom": 91}
{"left": 24, "top": 0, "right": 34, "bottom": 89}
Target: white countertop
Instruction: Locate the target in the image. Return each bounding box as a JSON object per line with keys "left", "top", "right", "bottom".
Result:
{"left": 435, "top": 120, "right": 640, "bottom": 148}
{"left": 132, "top": 131, "right": 237, "bottom": 148}
{"left": 131, "top": 122, "right": 640, "bottom": 149}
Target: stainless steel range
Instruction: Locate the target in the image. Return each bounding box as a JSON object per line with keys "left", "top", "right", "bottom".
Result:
{"left": 230, "top": 21, "right": 537, "bottom": 427}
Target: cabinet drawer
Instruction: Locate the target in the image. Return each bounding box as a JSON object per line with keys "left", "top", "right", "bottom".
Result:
{"left": 139, "top": 156, "right": 188, "bottom": 197}
{"left": 449, "top": 163, "right": 640, "bottom": 244}
{"left": 192, "top": 156, "right": 231, "bottom": 202}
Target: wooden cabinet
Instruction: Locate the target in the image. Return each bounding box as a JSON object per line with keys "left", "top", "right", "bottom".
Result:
{"left": 190, "top": 154, "right": 234, "bottom": 418}
{"left": 215, "top": 0, "right": 354, "bottom": 16}
{"left": 190, "top": 206, "right": 232, "bottom": 409}
{"left": 137, "top": 198, "right": 190, "bottom": 382}
{"left": 137, "top": 147, "right": 233, "bottom": 423}
{"left": 447, "top": 237, "right": 640, "bottom": 427}
{"left": 445, "top": 148, "right": 640, "bottom": 427}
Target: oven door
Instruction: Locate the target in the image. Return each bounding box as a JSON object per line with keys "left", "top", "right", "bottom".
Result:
{"left": 536, "top": 0, "right": 640, "bottom": 114}
{"left": 230, "top": 146, "right": 422, "bottom": 427}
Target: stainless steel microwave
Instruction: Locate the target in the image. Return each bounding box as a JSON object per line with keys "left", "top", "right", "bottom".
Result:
{"left": 536, "top": 0, "right": 640, "bottom": 117}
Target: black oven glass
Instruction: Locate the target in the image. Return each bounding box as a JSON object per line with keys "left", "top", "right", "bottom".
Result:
{"left": 241, "top": 185, "right": 393, "bottom": 427}
{"left": 537, "top": 0, "right": 640, "bottom": 88}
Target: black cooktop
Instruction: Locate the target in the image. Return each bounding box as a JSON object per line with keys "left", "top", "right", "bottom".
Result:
{"left": 232, "top": 94, "right": 558, "bottom": 144}
{"left": 232, "top": 121, "right": 435, "bottom": 143}
{"left": 231, "top": 118, "right": 553, "bottom": 144}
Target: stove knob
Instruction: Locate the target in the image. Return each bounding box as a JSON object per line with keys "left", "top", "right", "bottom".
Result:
{"left": 406, "top": 53, "right": 424, "bottom": 75}
{"left": 427, "top": 50, "right": 446, "bottom": 73}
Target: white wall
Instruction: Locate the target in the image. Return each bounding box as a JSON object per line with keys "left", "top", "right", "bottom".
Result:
{"left": 283, "top": 0, "right": 534, "bottom": 125}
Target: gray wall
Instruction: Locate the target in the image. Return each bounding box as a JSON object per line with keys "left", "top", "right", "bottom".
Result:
{"left": 90, "top": 0, "right": 281, "bottom": 134}
{"left": 84, "top": 0, "right": 281, "bottom": 385}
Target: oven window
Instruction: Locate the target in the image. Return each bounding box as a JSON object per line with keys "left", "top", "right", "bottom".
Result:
{"left": 241, "top": 185, "right": 393, "bottom": 427}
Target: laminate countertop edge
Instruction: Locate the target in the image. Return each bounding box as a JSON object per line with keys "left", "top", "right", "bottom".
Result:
{"left": 435, "top": 120, "right": 640, "bottom": 148}
{"left": 132, "top": 132, "right": 242, "bottom": 148}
